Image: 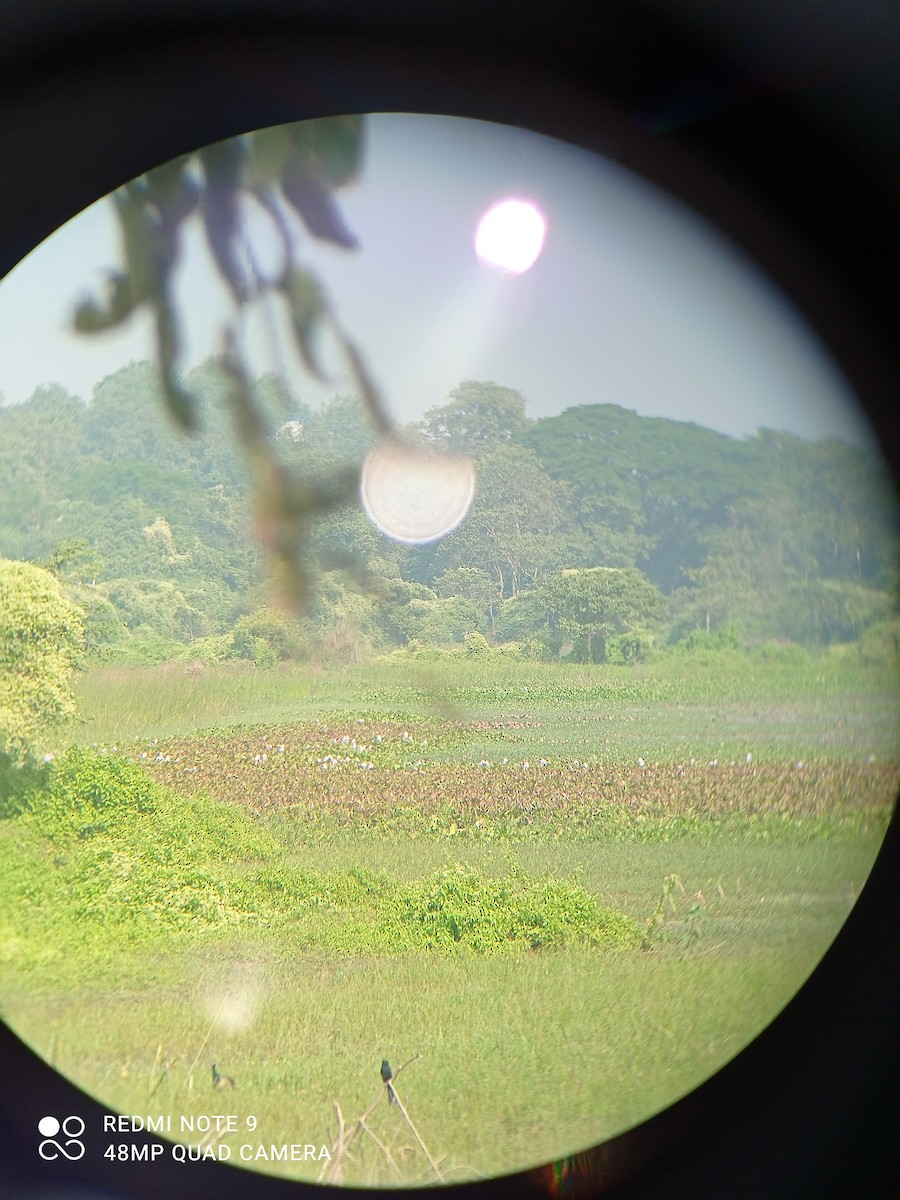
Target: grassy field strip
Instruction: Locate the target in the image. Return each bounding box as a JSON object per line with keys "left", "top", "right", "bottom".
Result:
{"left": 56, "top": 660, "right": 900, "bottom": 761}
{"left": 3, "top": 658, "right": 895, "bottom": 1185}
{"left": 1, "top": 942, "right": 828, "bottom": 1184}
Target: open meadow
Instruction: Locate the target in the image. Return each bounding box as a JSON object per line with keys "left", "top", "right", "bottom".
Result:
{"left": 1, "top": 652, "right": 897, "bottom": 1186}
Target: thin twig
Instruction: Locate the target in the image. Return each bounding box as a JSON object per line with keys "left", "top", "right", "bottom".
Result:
{"left": 389, "top": 1086, "right": 444, "bottom": 1182}
{"left": 358, "top": 1118, "right": 402, "bottom": 1181}
{"left": 318, "top": 1053, "right": 424, "bottom": 1183}
{"left": 147, "top": 1043, "right": 168, "bottom": 1099}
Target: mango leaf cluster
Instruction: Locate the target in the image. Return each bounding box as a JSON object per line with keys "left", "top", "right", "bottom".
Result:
{"left": 72, "top": 117, "right": 390, "bottom": 607}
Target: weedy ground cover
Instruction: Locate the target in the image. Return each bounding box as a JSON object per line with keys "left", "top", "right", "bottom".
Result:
{"left": 55, "top": 653, "right": 900, "bottom": 761}
{"left": 2, "top": 657, "right": 896, "bottom": 1185}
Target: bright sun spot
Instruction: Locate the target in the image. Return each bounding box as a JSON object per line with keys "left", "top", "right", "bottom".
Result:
{"left": 475, "top": 199, "right": 546, "bottom": 274}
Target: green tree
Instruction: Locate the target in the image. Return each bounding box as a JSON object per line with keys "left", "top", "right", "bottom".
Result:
{"left": 433, "top": 566, "right": 502, "bottom": 630}
{"left": 44, "top": 537, "right": 104, "bottom": 585}
{"left": 434, "top": 443, "right": 568, "bottom": 599}
{"left": 540, "top": 566, "right": 665, "bottom": 662}
{"left": 232, "top": 606, "right": 305, "bottom": 664}
{"left": 0, "top": 559, "right": 85, "bottom": 764}
{"left": 417, "top": 380, "right": 529, "bottom": 455}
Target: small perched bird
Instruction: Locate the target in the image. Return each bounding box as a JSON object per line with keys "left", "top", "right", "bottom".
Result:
{"left": 381, "top": 1059, "right": 397, "bottom": 1104}
{"left": 212, "top": 1063, "right": 235, "bottom": 1089}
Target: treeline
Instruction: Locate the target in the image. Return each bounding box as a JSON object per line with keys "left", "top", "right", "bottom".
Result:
{"left": 0, "top": 364, "right": 897, "bottom": 666}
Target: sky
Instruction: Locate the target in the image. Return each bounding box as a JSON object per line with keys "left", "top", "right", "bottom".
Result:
{"left": 0, "top": 112, "right": 875, "bottom": 446}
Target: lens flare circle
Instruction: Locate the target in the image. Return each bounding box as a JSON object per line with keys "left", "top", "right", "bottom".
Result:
{"left": 475, "top": 198, "right": 546, "bottom": 273}
{"left": 360, "top": 439, "right": 476, "bottom": 545}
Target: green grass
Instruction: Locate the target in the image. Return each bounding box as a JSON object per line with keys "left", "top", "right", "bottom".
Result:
{"left": 52, "top": 652, "right": 900, "bottom": 762}
{"left": 2, "top": 942, "right": 825, "bottom": 1184}
{"left": 2, "top": 655, "right": 896, "bottom": 1186}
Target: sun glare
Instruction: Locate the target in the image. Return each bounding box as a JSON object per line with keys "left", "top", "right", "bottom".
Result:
{"left": 475, "top": 198, "right": 546, "bottom": 273}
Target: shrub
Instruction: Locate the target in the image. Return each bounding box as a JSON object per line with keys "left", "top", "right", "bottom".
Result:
{"left": 0, "top": 558, "right": 85, "bottom": 765}
{"left": 231, "top": 606, "right": 305, "bottom": 663}
{"left": 382, "top": 864, "right": 647, "bottom": 954}
{"left": 675, "top": 621, "right": 743, "bottom": 655}
{"left": 464, "top": 630, "right": 490, "bottom": 656}
{"left": 24, "top": 747, "right": 276, "bottom": 933}
{"left": 752, "top": 641, "right": 810, "bottom": 666}
{"left": 859, "top": 616, "right": 900, "bottom": 664}
{"left": 606, "top": 630, "right": 655, "bottom": 665}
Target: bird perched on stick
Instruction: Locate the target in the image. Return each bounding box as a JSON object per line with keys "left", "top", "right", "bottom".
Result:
{"left": 212, "top": 1063, "right": 235, "bottom": 1089}
{"left": 381, "top": 1059, "right": 397, "bottom": 1104}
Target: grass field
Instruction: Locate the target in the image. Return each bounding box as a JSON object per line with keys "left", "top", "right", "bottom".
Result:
{"left": 1, "top": 653, "right": 897, "bottom": 1186}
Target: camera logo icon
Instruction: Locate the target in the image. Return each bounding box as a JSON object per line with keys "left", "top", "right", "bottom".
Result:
{"left": 38, "top": 1115, "right": 86, "bottom": 1160}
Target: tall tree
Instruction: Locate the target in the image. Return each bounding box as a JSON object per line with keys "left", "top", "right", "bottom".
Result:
{"left": 417, "top": 380, "right": 529, "bottom": 455}
{"left": 433, "top": 443, "right": 568, "bottom": 598}
{"left": 540, "top": 566, "right": 665, "bottom": 662}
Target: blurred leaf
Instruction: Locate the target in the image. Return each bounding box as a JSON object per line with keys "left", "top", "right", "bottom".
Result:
{"left": 70, "top": 116, "right": 387, "bottom": 613}
{"left": 114, "top": 183, "right": 158, "bottom": 305}
{"left": 289, "top": 115, "right": 365, "bottom": 188}
{"left": 144, "top": 156, "right": 200, "bottom": 269}
{"left": 282, "top": 267, "right": 328, "bottom": 380}
{"left": 247, "top": 125, "right": 295, "bottom": 188}
{"left": 281, "top": 160, "right": 359, "bottom": 249}
{"left": 199, "top": 140, "right": 251, "bottom": 304}
{"left": 159, "top": 374, "right": 197, "bottom": 433}
{"left": 72, "top": 270, "right": 136, "bottom": 332}
{"left": 339, "top": 331, "right": 392, "bottom": 434}
{"left": 143, "top": 155, "right": 199, "bottom": 224}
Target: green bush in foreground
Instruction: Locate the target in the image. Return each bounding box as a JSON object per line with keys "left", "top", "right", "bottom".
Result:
{"left": 13, "top": 748, "right": 646, "bottom": 954}
{"left": 22, "top": 746, "right": 277, "bottom": 933}
{"left": 0, "top": 558, "right": 85, "bottom": 765}
{"left": 383, "top": 864, "right": 647, "bottom": 953}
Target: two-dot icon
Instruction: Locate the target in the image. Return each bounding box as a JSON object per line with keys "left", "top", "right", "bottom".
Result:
{"left": 38, "top": 1115, "right": 86, "bottom": 1160}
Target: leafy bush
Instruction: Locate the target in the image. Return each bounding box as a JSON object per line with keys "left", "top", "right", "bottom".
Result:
{"left": 0, "top": 558, "right": 85, "bottom": 765}
{"left": 606, "top": 630, "right": 655, "bottom": 665}
{"left": 382, "top": 864, "right": 647, "bottom": 954}
{"left": 231, "top": 606, "right": 305, "bottom": 663}
{"left": 859, "top": 616, "right": 900, "bottom": 665}
{"left": 23, "top": 747, "right": 276, "bottom": 933}
{"left": 752, "top": 641, "right": 811, "bottom": 666}
{"left": 777, "top": 578, "right": 892, "bottom": 645}
{"left": 464, "top": 630, "right": 490, "bottom": 655}
{"left": 672, "top": 621, "right": 743, "bottom": 657}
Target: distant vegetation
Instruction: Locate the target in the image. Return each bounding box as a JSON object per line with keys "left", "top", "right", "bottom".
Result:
{"left": 0, "top": 365, "right": 897, "bottom": 673}
{"left": 2, "top": 362, "right": 897, "bottom": 1183}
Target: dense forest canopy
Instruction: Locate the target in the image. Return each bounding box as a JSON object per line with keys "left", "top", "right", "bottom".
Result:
{"left": 1, "top": 363, "right": 897, "bottom": 666}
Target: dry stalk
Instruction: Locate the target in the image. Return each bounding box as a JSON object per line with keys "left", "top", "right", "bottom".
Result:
{"left": 318, "top": 1052, "right": 440, "bottom": 1185}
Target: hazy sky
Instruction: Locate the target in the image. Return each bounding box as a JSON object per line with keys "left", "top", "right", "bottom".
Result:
{"left": 0, "top": 112, "right": 874, "bottom": 445}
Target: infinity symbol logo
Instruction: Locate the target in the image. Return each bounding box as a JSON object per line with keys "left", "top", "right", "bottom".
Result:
{"left": 38, "top": 1115, "right": 86, "bottom": 1160}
